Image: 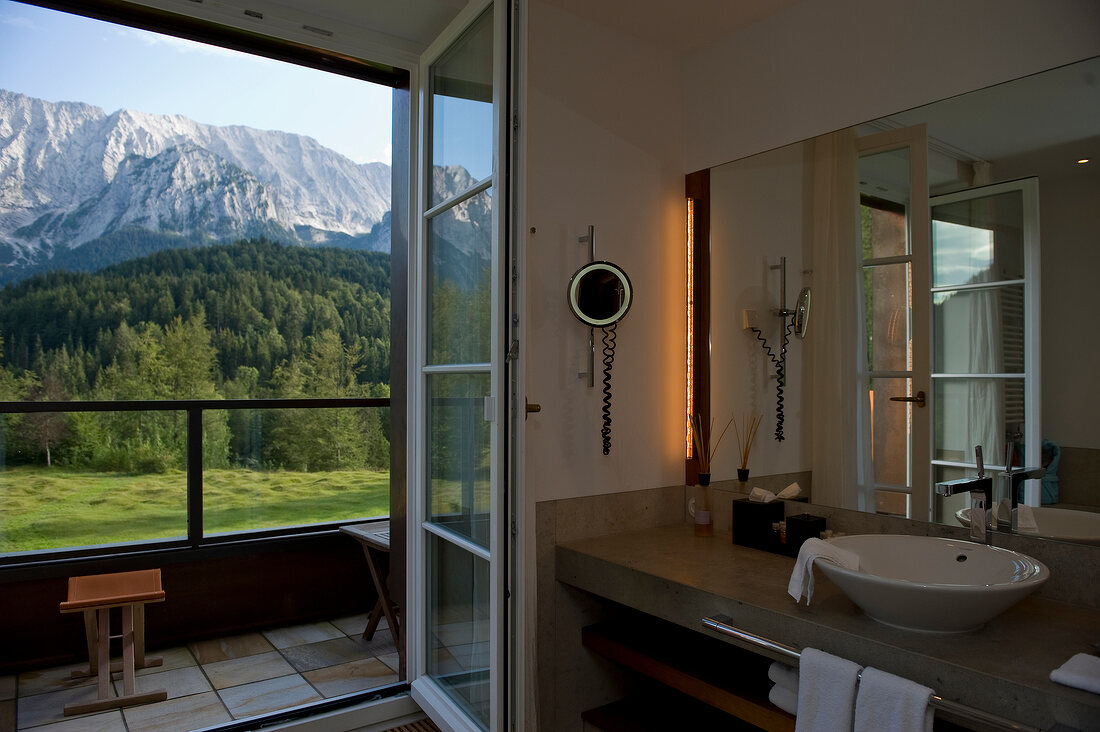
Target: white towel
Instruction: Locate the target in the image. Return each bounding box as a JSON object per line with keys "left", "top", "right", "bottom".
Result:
{"left": 1050, "top": 653, "right": 1100, "bottom": 694}
{"left": 768, "top": 661, "right": 799, "bottom": 692}
{"left": 795, "top": 648, "right": 862, "bottom": 732}
{"left": 853, "top": 666, "right": 934, "bottom": 732}
{"left": 787, "top": 538, "right": 860, "bottom": 605}
{"left": 769, "top": 683, "right": 798, "bottom": 715}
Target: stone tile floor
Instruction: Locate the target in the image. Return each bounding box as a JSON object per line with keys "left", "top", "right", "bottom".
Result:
{"left": 0, "top": 614, "right": 400, "bottom": 732}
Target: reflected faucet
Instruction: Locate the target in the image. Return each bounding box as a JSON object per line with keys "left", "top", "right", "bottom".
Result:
{"left": 1001, "top": 441, "right": 1046, "bottom": 530}
{"left": 936, "top": 446, "right": 993, "bottom": 544}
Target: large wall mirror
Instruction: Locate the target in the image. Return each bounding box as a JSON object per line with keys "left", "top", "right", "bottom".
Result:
{"left": 700, "top": 55, "right": 1099, "bottom": 545}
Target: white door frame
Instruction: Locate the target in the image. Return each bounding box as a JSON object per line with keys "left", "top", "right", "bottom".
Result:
{"left": 407, "top": 0, "right": 511, "bottom": 729}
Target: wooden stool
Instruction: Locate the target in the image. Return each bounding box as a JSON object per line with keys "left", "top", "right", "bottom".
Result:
{"left": 59, "top": 569, "right": 167, "bottom": 716}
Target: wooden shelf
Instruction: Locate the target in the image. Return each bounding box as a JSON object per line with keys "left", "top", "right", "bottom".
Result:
{"left": 582, "top": 619, "right": 795, "bottom": 732}
{"left": 582, "top": 694, "right": 763, "bottom": 732}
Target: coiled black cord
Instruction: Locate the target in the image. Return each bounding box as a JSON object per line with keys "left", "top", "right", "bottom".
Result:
{"left": 751, "top": 315, "right": 795, "bottom": 442}
{"left": 600, "top": 323, "right": 617, "bottom": 455}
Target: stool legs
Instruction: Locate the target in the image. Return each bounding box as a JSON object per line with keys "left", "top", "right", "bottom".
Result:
{"left": 95, "top": 609, "right": 111, "bottom": 702}
{"left": 64, "top": 603, "right": 167, "bottom": 716}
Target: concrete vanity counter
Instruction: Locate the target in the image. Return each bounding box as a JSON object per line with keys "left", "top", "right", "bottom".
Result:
{"left": 556, "top": 524, "right": 1100, "bottom": 731}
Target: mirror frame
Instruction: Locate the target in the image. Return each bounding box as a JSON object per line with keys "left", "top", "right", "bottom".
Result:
{"left": 567, "top": 261, "right": 634, "bottom": 327}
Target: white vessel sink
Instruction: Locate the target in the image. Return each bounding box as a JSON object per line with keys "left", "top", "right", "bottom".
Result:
{"left": 956, "top": 506, "right": 1100, "bottom": 545}
{"left": 815, "top": 534, "right": 1049, "bottom": 633}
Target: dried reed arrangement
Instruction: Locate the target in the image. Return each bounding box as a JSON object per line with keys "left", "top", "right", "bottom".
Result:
{"left": 733, "top": 413, "right": 764, "bottom": 471}
{"left": 690, "top": 413, "right": 735, "bottom": 474}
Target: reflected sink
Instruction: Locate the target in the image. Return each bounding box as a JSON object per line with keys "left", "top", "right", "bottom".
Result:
{"left": 956, "top": 506, "right": 1100, "bottom": 545}
{"left": 815, "top": 534, "right": 1049, "bottom": 633}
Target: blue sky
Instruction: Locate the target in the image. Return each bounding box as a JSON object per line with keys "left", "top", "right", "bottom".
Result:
{"left": 0, "top": 0, "right": 393, "bottom": 165}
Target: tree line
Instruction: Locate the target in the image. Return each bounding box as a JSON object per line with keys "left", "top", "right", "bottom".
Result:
{"left": 0, "top": 239, "right": 391, "bottom": 473}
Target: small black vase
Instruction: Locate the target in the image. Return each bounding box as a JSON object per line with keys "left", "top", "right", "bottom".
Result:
{"left": 737, "top": 468, "right": 749, "bottom": 482}
{"left": 698, "top": 472, "right": 711, "bottom": 487}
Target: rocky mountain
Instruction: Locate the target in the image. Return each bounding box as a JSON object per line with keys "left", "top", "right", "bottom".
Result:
{"left": 0, "top": 89, "right": 392, "bottom": 279}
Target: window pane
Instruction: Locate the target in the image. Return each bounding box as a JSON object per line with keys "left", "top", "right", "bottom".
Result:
{"left": 933, "top": 285, "right": 1024, "bottom": 374}
{"left": 428, "top": 373, "right": 490, "bottom": 548}
{"left": 933, "top": 378, "right": 1024, "bottom": 463}
{"left": 427, "top": 532, "right": 490, "bottom": 729}
{"left": 868, "top": 377, "right": 910, "bottom": 488}
{"left": 864, "top": 262, "right": 911, "bottom": 372}
{"left": 932, "top": 190, "right": 1024, "bottom": 287}
{"left": 0, "top": 410, "right": 187, "bottom": 553}
{"left": 428, "top": 188, "right": 493, "bottom": 365}
{"left": 205, "top": 406, "right": 390, "bottom": 536}
{"left": 860, "top": 194, "right": 908, "bottom": 260}
{"left": 430, "top": 7, "right": 494, "bottom": 205}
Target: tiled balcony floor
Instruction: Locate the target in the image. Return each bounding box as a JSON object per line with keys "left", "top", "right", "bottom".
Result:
{"left": 1, "top": 614, "right": 400, "bottom": 732}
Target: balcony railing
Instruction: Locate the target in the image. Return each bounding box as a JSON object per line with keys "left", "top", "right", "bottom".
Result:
{"left": 0, "top": 398, "right": 390, "bottom": 565}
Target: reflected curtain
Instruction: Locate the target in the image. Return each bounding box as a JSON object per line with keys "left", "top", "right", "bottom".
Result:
{"left": 964, "top": 166, "right": 1005, "bottom": 482}
{"left": 809, "top": 128, "right": 866, "bottom": 509}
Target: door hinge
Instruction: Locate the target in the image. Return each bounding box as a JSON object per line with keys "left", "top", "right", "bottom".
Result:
{"left": 506, "top": 339, "right": 519, "bottom": 362}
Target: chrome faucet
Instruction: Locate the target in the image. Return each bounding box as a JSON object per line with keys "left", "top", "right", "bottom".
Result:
{"left": 1001, "top": 441, "right": 1045, "bottom": 530}
{"left": 936, "top": 445, "right": 993, "bottom": 544}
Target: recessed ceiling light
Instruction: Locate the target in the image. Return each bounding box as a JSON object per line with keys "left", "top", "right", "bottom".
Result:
{"left": 1077, "top": 158, "right": 1091, "bottom": 164}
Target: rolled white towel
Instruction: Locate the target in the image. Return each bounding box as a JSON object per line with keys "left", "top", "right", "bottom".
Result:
{"left": 769, "top": 683, "right": 798, "bottom": 716}
{"left": 1050, "top": 652, "right": 1100, "bottom": 694}
{"left": 768, "top": 661, "right": 799, "bottom": 692}
{"left": 787, "top": 538, "right": 860, "bottom": 605}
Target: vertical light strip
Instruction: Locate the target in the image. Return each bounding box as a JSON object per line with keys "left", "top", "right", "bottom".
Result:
{"left": 686, "top": 198, "right": 695, "bottom": 459}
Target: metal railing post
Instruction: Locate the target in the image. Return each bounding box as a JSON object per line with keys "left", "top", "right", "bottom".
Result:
{"left": 187, "top": 407, "right": 203, "bottom": 547}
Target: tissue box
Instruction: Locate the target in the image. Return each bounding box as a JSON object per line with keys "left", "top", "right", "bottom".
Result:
{"left": 784, "top": 513, "right": 826, "bottom": 556}
{"left": 731, "top": 498, "right": 784, "bottom": 550}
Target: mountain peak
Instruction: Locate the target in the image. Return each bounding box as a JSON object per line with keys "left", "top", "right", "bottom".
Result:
{"left": 0, "top": 89, "right": 392, "bottom": 277}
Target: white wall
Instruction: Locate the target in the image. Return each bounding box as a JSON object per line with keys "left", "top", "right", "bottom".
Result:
{"left": 683, "top": 0, "right": 1100, "bottom": 173}
{"left": 524, "top": 0, "right": 687, "bottom": 506}
{"left": 1040, "top": 171, "right": 1100, "bottom": 449}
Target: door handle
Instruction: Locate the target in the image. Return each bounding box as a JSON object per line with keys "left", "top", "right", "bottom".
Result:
{"left": 889, "top": 390, "right": 926, "bottom": 408}
{"left": 525, "top": 399, "right": 542, "bottom": 420}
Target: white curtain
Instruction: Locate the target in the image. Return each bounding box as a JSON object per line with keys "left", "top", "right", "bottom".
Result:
{"left": 809, "top": 128, "right": 866, "bottom": 509}
{"left": 963, "top": 166, "right": 1005, "bottom": 477}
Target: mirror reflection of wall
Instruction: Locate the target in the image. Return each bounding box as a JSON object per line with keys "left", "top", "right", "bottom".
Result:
{"left": 704, "top": 55, "right": 1100, "bottom": 543}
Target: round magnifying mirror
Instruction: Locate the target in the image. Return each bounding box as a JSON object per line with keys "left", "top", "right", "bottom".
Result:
{"left": 568, "top": 261, "right": 633, "bottom": 327}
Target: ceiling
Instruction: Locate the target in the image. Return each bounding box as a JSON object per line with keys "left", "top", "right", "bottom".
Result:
{"left": 239, "top": 0, "right": 797, "bottom": 55}
{"left": 884, "top": 55, "right": 1100, "bottom": 182}
{"left": 535, "top": 0, "right": 801, "bottom": 54}
{"left": 260, "top": 0, "right": 468, "bottom": 50}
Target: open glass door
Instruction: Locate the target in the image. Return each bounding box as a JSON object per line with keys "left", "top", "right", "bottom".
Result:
{"left": 409, "top": 2, "right": 506, "bottom": 730}
{"left": 856, "top": 126, "right": 931, "bottom": 520}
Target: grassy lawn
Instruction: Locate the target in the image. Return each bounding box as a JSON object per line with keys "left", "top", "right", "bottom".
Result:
{"left": 0, "top": 466, "right": 390, "bottom": 553}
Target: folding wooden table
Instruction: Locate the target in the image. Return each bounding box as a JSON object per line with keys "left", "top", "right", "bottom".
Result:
{"left": 341, "top": 522, "right": 401, "bottom": 664}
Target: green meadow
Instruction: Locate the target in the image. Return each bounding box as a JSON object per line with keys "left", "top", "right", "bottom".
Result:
{"left": 0, "top": 467, "right": 390, "bottom": 553}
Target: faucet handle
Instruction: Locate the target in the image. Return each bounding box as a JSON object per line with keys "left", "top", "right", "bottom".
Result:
{"left": 975, "top": 445, "right": 985, "bottom": 479}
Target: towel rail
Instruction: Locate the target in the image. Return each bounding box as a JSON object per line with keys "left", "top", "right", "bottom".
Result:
{"left": 701, "top": 614, "right": 1039, "bottom": 732}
